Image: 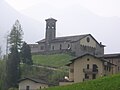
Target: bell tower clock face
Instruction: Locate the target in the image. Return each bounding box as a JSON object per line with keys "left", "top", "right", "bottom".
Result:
{"left": 47, "top": 22, "right": 55, "bottom": 29}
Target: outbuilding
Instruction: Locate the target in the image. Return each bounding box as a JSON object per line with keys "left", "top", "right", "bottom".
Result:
{"left": 19, "top": 77, "right": 48, "bottom": 90}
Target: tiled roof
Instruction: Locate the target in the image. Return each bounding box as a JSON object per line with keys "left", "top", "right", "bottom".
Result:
{"left": 36, "top": 34, "right": 105, "bottom": 47}
{"left": 18, "top": 77, "right": 47, "bottom": 84}
{"left": 103, "top": 53, "right": 120, "bottom": 58}
{"left": 36, "top": 34, "right": 89, "bottom": 43}
{"left": 66, "top": 53, "right": 117, "bottom": 66}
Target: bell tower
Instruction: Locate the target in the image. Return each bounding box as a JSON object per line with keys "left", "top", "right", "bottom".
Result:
{"left": 45, "top": 18, "right": 57, "bottom": 51}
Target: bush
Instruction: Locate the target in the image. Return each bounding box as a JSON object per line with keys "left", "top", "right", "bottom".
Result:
{"left": 8, "top": 87, "right": 18, "bottom": 90}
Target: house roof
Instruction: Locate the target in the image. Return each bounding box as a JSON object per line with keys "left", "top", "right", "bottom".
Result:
{"left": 36, "top": 34, "right": 105, "bottom": 47}
{"left": 103, "top": 53, "right": 120, "bottom": 58}
{"left": 59, "top": 79, "right": 74, "bottom": 82}
{"left": 66, "top": 53, "right": 116, "bottom": 66}
{"left": 18, "top": 77, "right": 47, "bottom": 84}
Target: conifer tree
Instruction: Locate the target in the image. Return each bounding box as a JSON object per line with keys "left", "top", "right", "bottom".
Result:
{"left": 21, "top": 42, "right": 33, "bottom": 65}
{"left": 6, "top": 20, "right": 23, "bottom": 89}
{"left": 6, "top": 46, "right": 20, "bottom": 88}
{"left": 8, "top": 20, "right": 23, "bottom": 50}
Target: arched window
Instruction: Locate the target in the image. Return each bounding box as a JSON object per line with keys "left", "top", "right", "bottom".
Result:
{"left": 60, "top": 44, "right": 62, "bottom": 50}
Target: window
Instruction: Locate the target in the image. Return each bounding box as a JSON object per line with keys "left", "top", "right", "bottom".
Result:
{"left": 26, "top": 86, "right": 30, "bottom": 90}
{"left": 87, "top": 64, "right": 89, "bottom": 69}
{"left": 85, "top": 74, "right": 89, "bottom": 79}
{"left": 68, "top": 44, "right": 70, "bottom": 48}
{"left": 52, "top": 46, "right": 54, "bottom": 50}
{"left": 93, "top": 64, "right": 98, "bottom": 72}
{"left": 92, "top": 74, "right": 96, "bottom": 79}
{"left": 104, "top": 66, "right": 107, "bottom": 70}
{"left": 40, "top": 46, "right": 44, "bottom": 50}
{"left": 87, "top": 58, "right": 90, "bottom": 61}
{"left": 60, "top": 44, "right": 62, "bottom": 50}
{"left": 86, "top": 37, "right": 90, "bottom": 42}
{"left": 109, "top": 67, "right": 111, "bottom": 72}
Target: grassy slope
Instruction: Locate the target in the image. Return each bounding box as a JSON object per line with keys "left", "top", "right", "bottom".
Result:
{"left": 42, "top": 74, "right": 120, "bottom": 90}
{"left": 32, "top": 54, "right": 74, "bottom": 68}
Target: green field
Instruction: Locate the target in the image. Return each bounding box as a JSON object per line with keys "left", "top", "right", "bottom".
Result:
{"left": 23, "top": 54, "right": 74, "bottom": 85}
{"left": 32, "top": 54, "right": 74, "bottom": 68}
{"left": 42, "top": 74, "right": 120, "bottom": 90}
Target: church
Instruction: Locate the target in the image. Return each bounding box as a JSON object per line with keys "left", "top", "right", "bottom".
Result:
{"left": 29, "top": 18, "right": 105, "bottom": 57}
{"left": 29, "top": 18, "right": 120, "bottom": 85}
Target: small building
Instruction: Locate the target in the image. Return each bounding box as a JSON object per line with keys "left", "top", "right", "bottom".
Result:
{"left": 59, "top": 53, "right": 117, "bottom": 85}
{"left": 19, "top": 77, "right": 48, "bottom": 90}
{"left": 103, "top": 53, "right": 120, "bottom": 73}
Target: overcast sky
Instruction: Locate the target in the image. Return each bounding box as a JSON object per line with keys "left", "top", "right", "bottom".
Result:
{"left": 1, "top": 0, "right": 120, "bottom": 54}
{"left": 5, "top": 0, "right": 120, "bottom": 17}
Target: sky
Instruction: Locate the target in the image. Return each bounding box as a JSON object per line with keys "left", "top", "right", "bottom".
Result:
{"left": 5, "top": 0, "right": 120, "bottom": 17}
{"left": 1, "top": 0, "right": 120, "bottom": 54}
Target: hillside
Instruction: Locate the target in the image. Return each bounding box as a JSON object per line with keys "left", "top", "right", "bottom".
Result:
{"left": 21, "top": 53, "right": 74, "bottom": 86}
{"left": 32, "top": 54, "right": 74, "bottom": 68}
{"left": 42, "top": 74, "right": 120, "bottom": 90}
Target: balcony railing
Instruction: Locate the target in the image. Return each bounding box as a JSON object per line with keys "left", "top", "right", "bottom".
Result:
{"left": 83, "top": 68, "right": 98, "bottom": 74}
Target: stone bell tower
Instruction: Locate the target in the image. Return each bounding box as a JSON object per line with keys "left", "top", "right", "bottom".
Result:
{"left": 45, "top": 18, "right": 57, "bottom": 51}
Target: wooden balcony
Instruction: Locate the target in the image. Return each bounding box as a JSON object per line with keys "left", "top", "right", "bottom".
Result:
{"left": 83, "top": 68, "right": 98, "bottom": 74}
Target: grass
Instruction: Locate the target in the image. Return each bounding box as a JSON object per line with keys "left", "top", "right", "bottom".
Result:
{"left": 21, "top": 53, "right": 74, "bottom": 85}
{"left": 42, "top": 74, "right": 120, "bottom": 90}
{"left": 32, "top": 53, "right": 74, "bottom": 68}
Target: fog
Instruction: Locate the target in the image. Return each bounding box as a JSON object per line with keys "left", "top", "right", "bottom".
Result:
{"left": 0, "top": 0, "right": 120, "bottom": 54}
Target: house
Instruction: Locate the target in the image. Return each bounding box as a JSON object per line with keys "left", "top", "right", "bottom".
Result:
{"left": 103, "top": 53, "right": 120, "bottom": 73}
{"left": 59, "top": 53, "right": 117, "bottom": 86}
{"left": 29, "top": 18, "right": 105, "bottom": 56}
{"left": 18, "top": 77, "right": 48, "bottom": 90}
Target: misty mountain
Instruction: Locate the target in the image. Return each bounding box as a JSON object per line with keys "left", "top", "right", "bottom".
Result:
{"left": 21, "top": 2, "right": 120, "bottom": 53}
{"left": 0, "top": 0, "right": 120, "bottom": 54}
{"left": 0, "top": 0, "right": 44, "bottom": 45}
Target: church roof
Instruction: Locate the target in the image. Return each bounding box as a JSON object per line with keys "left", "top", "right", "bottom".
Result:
{"left": 36, "top": 34, "right": 105, "bottom": 47}
{"left": 37, "top": 34, "right": 89, "bottom": 43}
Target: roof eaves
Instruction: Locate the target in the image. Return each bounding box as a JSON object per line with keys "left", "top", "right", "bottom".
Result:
{"left": 18, "top": 77, "right": 47, "bottom": 84}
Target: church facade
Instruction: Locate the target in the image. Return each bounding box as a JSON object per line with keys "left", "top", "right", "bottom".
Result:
{"left": 29, "top": 18, "right": 105, "bottom": 56}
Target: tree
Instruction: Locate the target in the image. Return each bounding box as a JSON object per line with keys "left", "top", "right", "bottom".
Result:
{"left": 6, "top": 20, "right": 23, "bottom": 89}
{"left": 0, "top": 46, "right": 2, "bottom": 59}
{"left": 6, "top": 46, "right": 20, "bottom": 88}
{"left": 0, "top": 60, "right": 6, "bottom": 90}
{"left": 8, "top": 20, "right": 23, "bottom": 50}
{"left": 21, "top": 42, "right": 33, "bottom": 65}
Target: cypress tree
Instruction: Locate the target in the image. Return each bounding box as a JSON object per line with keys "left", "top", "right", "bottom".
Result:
{"left": 21, "top": 42, "right": 33, "bottom": 65}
